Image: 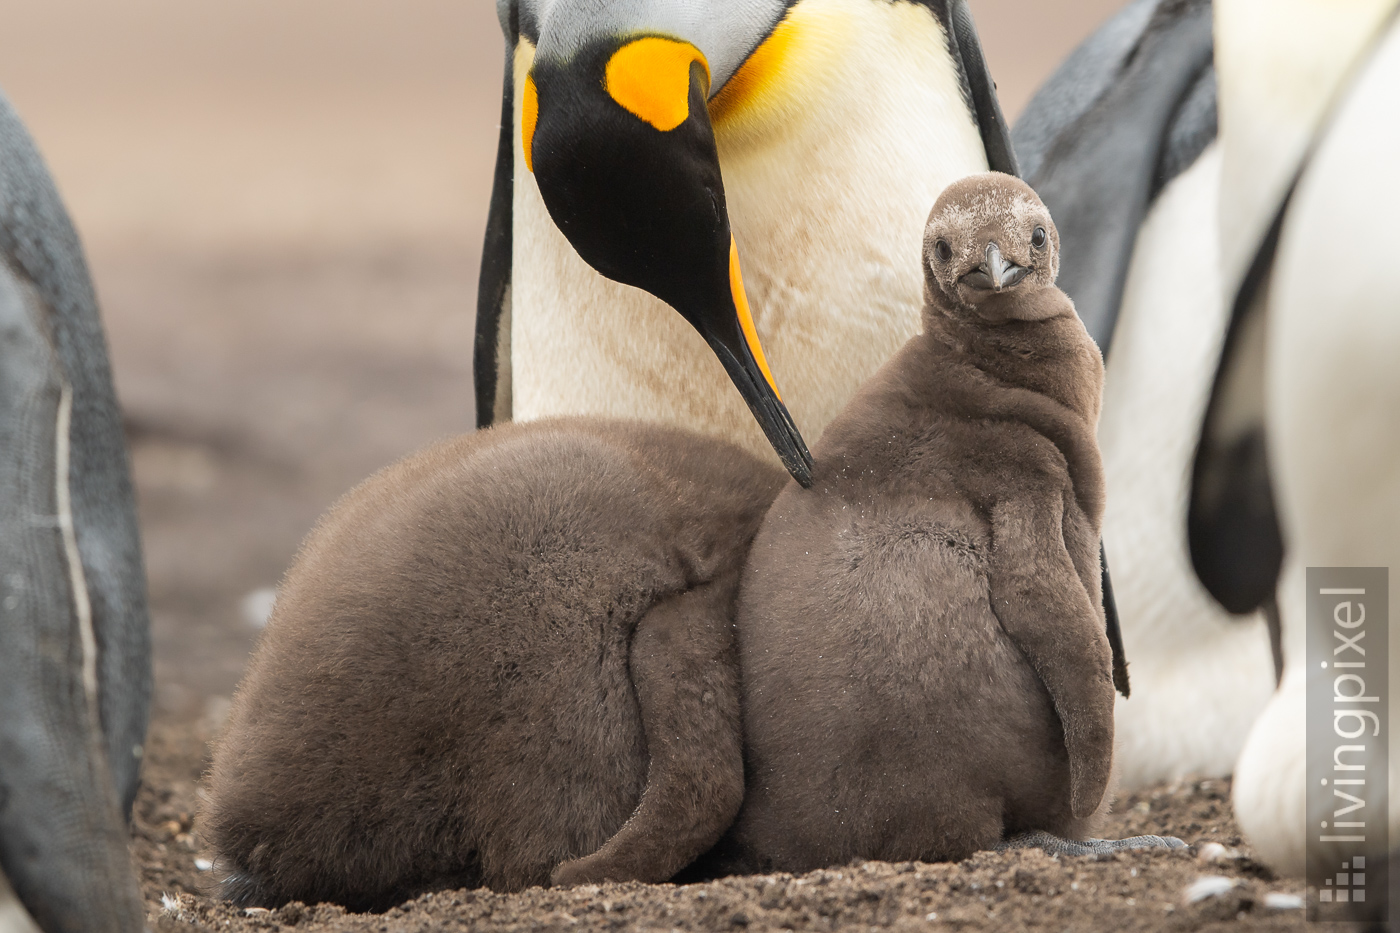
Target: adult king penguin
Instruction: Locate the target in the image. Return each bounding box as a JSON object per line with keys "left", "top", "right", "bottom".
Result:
{"left": 1196, "top": 0, "right": 1400, "bottom": 878}
{"left": 1012, "top": 0, "right": 1281, "bottom": 791}
{"left": 475, "top": 0, "right": 1018, "bottom": 482}
{"left": 0, "top": 90, "right": 150, "bottom": 932}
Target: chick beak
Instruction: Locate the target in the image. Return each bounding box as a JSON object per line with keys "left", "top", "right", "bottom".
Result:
{"left": 988, "top": 242, "right": 1010, "bottom": 291}
{"left": 964, "top": 242, "right": 1029, "bottom": 292}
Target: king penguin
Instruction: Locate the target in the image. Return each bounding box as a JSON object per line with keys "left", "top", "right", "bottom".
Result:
{"left": 475, "top": 0, "right": 1018, "bottom": 483}
{"left": 1195, "top": 0, "right": 1400, "bottom": 878}
{"left": 0, "top": 89, "right": 150, "bottom": 933}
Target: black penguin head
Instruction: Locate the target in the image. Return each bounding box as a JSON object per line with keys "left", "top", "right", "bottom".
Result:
{"left": 922, "top": 173, "right": 1062, "bottom": 325}
{"left": 527, "top": 38, "right": 723, "bottom": 312}
{"left": 520, "top": 7, "right": 812, "bottom": 487}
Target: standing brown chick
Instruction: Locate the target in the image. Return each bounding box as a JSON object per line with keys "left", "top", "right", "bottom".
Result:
{"left": 203, "top": 418, "right": 784, "bottom": 910}
{"left": 709, "top": 173, "right": 1124, "bottom": 874}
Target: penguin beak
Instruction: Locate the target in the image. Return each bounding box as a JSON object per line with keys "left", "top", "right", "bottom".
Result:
{"left": 710, "top": 240, "right": 814, "bottom": 487}
{"left": 962, "top": 242, "right": 1029, "bottom": 292}
{"left": 525, "top": 37, "right": 813, "bottom": 486}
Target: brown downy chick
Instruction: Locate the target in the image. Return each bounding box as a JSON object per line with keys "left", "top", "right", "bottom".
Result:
{"left": 203, "top": 418, "right": 784, "bottom": 911}
{"left": 708, "top": 173, "right": 1116, "bottom": 874}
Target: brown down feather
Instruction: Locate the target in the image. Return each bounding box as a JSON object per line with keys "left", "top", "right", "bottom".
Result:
{"left": 203, "top": 418, "right": 784, "bottom": 910}
{"left": 700, "top": 172, "right": 1117, "bottom": 875}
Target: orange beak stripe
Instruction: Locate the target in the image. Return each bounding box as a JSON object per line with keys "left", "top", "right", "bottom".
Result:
{"left": 522, "top": 74, "right": 540, "bottom": 172}
{"left": 729, "top": 237, "right": 781, "bottom": 401}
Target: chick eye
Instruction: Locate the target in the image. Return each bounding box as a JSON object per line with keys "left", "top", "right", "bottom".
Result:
{"left": 1031, "top": 226, "right": 1047, "bottom": 249}
{"left": 934, "top": 239, "right": 952, "bottom": 263}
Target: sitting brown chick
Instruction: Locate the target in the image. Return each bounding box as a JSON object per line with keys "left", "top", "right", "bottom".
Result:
{"left": 203, "top": 419, "right": 783, "bottom": 910}
{"left": 708, "top": 172, "right": 1122, "bottom": 874}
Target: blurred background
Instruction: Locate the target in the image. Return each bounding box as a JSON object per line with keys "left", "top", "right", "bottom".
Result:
{"left": 0, "top": 0, "right": 1125, "bottom": 720}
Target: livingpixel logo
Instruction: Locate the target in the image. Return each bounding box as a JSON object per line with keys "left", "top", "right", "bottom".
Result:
{"left": 1306, "top": 567, "right": 1388, "bottom": 922}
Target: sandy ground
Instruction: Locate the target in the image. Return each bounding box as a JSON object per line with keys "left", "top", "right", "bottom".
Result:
{"left": 0, "top": 1, "right": 1323, "bottom": 930}
{"left": 134, "top": 715, "right": 1311, "bottom": 932}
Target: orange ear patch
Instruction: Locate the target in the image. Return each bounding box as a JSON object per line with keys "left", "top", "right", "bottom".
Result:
{"left": 709, "top": 11, "right": 798, "bottom": 125}
{"left": 605, "top": 37, "right": 711, "bottom": 131}
{"left": 521, "top": 74, "right": 540, "bottom": 172}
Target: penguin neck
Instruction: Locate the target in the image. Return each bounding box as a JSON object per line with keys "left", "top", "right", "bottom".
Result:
{"left": 923, "top": 307, "right": 1104, "bottom": 429}
{"left": 909, "top": 308, "right": 1106, "bottom": 517}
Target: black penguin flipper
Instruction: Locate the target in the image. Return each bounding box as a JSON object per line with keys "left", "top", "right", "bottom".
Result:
{"left": 1100, "top": 544, "right": 1129, "bottom": 698}
{"left": 0, "top": 92, "right": 147, "bottom": 932}
{"left": 1186, "top": 202, "right": 1288, "bottom": 618}
{"left": 941, "top": 0, "right": 1019, "bottom": 176}
{"left": 1014, "top": 0, "right": 1215, "bottom": 353}
{"left": 474, "top": 27, "right": 518, "bottom": 429}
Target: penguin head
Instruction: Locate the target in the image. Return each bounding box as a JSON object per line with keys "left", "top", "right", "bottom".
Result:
{"left": 519, "top": 0, "right": 812, "bottom": 486}
{"left": 922, "top": 173, "right": 1062, "bottom": 325}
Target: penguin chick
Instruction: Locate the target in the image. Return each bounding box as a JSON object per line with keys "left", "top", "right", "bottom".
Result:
{"left": 710, "top": 173, "right": 1116, "bottom": 873}
{"left": 203, "top": 418, "right": 784, "bottom": 911}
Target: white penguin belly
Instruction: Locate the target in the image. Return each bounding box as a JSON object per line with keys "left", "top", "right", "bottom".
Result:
{"left": 508, "top": 0, "right": 988, "bottom": 460}
{"left": 1097, "top": 142, "right": 1277, "bottom": 790}
{"left": 1234, "top": 17, "right": 1400, "bottom": 876}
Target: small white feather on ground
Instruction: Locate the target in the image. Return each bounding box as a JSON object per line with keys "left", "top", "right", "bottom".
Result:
{"left": 1183, "top": 875, "right": 1238, "bottom": 904}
